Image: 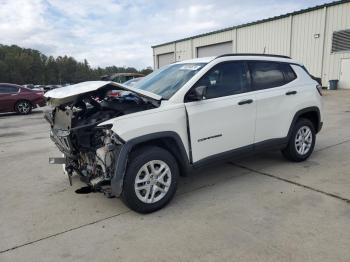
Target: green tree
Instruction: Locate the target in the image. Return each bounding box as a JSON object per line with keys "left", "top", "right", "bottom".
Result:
{"left": 0, "top": 44, "right": 153, "bottom": 85}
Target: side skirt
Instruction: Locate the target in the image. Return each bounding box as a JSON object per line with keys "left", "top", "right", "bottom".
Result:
{"left": 192, "top": 137, "right": 288, "bottom": 169}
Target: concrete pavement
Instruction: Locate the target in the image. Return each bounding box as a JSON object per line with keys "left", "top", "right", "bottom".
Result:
{"left": 0, "top": 90, "right": 349, "bottom": 261}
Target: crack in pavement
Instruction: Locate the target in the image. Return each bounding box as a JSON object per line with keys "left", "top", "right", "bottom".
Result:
{"left": 0, "top": 210, "right": 131, "bottom": 254}
{"left": 0, "top": 172, "right": 246, "bottom": 254}
{"left": 231, "top": 162, "right": 350, "bottom": 204}
{"left": 1, "top": 140, "right": 349, "bottom": 255}
{"left": 315, "top": 138, "right": 350, "bottom": 152}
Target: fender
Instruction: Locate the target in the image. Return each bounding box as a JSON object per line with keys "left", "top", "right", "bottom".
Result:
{"left": 111, "top": 131, "right": 190, "bottom": 196}
{"left": 287, "top": 106, "right": 322, "bottom": 138}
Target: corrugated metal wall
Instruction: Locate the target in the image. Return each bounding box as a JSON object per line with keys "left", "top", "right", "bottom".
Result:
{"left": 153, "top": 2, "right": 350, "bottom": 86}
{"left": 291, "top": 8, "right": 325, "bottom": 77}
{"left": 323, "top": 2, "right": 350, "bottom": 84}
{"left": 237, "top": 17, "right": 291, "bottom": 55}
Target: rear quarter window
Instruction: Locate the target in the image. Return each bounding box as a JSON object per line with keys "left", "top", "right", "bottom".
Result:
{"left": 249, "top": 61, "right": 296, "bottom": 90}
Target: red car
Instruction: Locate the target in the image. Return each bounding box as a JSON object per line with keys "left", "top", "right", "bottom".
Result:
{"left": 0, "top": 83, "right": 46, "bottom": 114}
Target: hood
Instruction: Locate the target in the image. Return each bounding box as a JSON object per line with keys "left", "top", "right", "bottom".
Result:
{"left": 44, "top": 81, "right": 162, "bottom": 105}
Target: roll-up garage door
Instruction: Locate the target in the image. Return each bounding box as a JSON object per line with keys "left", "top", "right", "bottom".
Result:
{"left": 157, "top": 52, "right": 175, "bottom": 68}
{"left": 197, "top": 42, "right": 233, "bottom": 58}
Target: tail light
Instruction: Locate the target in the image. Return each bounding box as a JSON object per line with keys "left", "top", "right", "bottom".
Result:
{"left": 316, "top": 84, "right": 322, "bottom": 96}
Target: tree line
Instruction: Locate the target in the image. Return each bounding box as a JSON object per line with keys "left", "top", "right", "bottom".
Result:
{"left": 0, "top": 44, "right": 153, "bottom": 85}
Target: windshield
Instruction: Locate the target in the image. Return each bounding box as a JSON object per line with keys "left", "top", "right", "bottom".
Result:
{"left": 134, "top": 63, "right": 206, "bottom": 99}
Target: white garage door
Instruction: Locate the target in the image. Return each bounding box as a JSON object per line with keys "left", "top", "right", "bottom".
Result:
{"left": 157, "top": 52, "right": 174, "bottom": 68}
{"left": 197, "top": 42, "right": 233, "bottom": 58}
{"left": 339, "top": 58, "right": 350, "bottom": 89}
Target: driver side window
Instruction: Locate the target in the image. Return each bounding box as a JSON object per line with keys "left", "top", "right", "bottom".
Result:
{"left": 192, "top": 61, "right": 248, "bottom": 100}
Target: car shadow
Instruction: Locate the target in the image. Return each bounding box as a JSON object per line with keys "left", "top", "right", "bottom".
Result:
{"left": 176, "top": 151, "right": 284, "bottom": 195}
{"left": 0, "top": 109, "right": 44, "bottom": 118}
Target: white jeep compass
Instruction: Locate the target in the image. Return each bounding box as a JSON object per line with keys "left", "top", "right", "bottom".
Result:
{"left": 45, "top": 54, "right": 323, "bottom": 213}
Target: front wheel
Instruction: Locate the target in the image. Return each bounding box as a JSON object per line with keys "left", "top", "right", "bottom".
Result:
{"left": 282, "top": 118, "right": 316, "bottom": 162}
{"left": 121, "top": 146, "right": 179, "bottom": 213}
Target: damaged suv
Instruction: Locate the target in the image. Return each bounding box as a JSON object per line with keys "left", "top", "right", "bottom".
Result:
{"left": 45, "top": 54, "right": 323, "bottom": 213}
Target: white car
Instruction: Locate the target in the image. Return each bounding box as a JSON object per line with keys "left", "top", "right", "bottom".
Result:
{"left": 45, "top": 54, "right": 323, "bottom": 213}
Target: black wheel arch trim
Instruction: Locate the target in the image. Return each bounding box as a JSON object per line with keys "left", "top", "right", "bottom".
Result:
{"left": 111, "top": 131, "right": 190, "bottom": 196}
{"left": 288, "top": 106, "right": 322, "bottom": 137}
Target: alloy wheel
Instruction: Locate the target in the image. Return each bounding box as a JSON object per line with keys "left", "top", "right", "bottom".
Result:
{"left": 134, "top": 160, "right": 172, "bottom": 204}
{"left": 294, "top": 126, "right": 313, "bottom": 155}
{"left": 17, "top": 101, "right": 30, "bottom": 114}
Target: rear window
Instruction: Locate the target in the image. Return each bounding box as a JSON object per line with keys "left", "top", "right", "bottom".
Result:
{"left": 249, "top": 61, "right": 296, "bottom": 90}
{"left": 0, "top": 85, "right": 19, "bottom": 93}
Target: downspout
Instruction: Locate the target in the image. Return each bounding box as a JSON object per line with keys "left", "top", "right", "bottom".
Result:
{"left": 320, "top": 6, "right": 328, "bottom": 85}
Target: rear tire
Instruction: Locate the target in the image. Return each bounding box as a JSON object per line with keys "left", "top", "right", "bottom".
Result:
{"left": 282, "top": 118, "right": 316, "bottom": 162}
{"left": 15, "top": 100, "right": 32, "bottom": 115}
{"left": 121, "top": 146, "right": 179, "bottom": 213}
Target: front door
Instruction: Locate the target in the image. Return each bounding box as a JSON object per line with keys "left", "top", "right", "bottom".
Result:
{"left": 185, "top": 61, "right": 256, "bottom": 162}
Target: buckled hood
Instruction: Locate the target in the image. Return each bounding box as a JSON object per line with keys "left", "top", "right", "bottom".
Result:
{"left": 44, "top": 81, "right": 162, "bottom": 105}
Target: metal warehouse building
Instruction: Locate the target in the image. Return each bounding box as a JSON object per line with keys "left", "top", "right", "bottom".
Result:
{"left": 152, "top": 0, "right": 350, "bottom": 88}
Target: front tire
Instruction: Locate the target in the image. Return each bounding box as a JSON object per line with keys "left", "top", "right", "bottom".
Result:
{"left": 15, "top": 100, "right": 32, "bottom": 115}
{"left": 282, "top": 118, "right": 316, "bottom": 162}
{"left": 121, "top": 146, "right": 179, "bottom": 213}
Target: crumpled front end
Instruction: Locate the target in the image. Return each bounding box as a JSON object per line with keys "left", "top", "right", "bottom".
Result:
{"left": 45, "top": 81, "right": 158, "bottom": 195}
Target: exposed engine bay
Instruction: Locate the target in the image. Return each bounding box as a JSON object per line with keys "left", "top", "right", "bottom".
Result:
{"left": 45, "top": 84, "right": 158, "bottom": 194}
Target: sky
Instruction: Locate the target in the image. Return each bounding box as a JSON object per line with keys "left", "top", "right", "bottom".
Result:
{"left": 0, "top": 0, "right": 336, "bottom": 69}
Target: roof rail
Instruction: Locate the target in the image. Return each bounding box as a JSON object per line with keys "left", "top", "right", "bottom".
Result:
{"left": 216, "top": 53, "right": 291, "bottom": 59}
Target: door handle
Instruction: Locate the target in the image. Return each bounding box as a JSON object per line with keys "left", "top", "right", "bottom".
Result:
{"left": 285, "top": 91, "right": 297, "bottom": 95}
{"left": 238, "top": 99, "right": 253, "bottom": 105}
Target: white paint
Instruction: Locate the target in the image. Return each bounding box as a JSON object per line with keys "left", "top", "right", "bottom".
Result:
{"left": 105, "top": 55, "right": 322, "bottom": 163}
{"left": 253, "top": 65, "right": 322, "bottom": 143}
{"left": 185, "top": 92, "right": 255, "bottom": 162}
{"left": 44, "top": 81, "right": 162, "bottom": 105}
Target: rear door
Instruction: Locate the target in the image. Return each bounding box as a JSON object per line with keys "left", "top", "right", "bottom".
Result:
{"left": 248, "top": 61, "right": 298, "bottom": 143}
{"left": 185, "top": 61, "right": 256, "bottom": 162}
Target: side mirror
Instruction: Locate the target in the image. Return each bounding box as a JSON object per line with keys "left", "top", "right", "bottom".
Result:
{"left": 187, "top": 85, "right": 207, "bottom": 101}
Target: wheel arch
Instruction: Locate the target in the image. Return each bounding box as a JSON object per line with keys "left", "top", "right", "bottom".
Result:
{"left": 111, "top": 131, "right": 190, "bottom": 196}
{"left": 14, "top": 99, "right": 33, "bottom": 111}
{"left": 288, "top": 107, "right": 322, "bottom": 138}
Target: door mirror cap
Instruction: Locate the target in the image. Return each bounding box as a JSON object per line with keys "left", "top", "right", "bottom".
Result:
{"left": 188, "top": 85, "right": 207, "bottom": 101}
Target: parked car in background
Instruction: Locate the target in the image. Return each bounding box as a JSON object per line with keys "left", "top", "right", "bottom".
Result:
{"left": 123, "top": 77, "right": 143, "bottom": 87}
{"left": 43, "top": 85, "right": 60, "bottom": 92}
{"left": 24, "top": 84, "right": 45, "bottom": 92}
{"left": 34, "top": 85, "right": 46, "bottom": 91}
{"left": 106, "top": 77, "right": 144, "bottom": 97}
{"left": 23, "top": 84, "right": 35, "bottom": 89}
{"left": 101, "top": 73, "right": 144, "bottom": 83}
{"left": 0, "top": 83, "right": 45, "bottom": 114}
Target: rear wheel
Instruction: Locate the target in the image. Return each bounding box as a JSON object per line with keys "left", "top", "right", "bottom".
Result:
{"left": 282, "top": 118, "right": 316, "bottom": 162}
{"left": 15, "top": 100, "right": 32, "bottom": 115}
{"left": 121, "top": 146, "right": 178, "bottom": 213}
